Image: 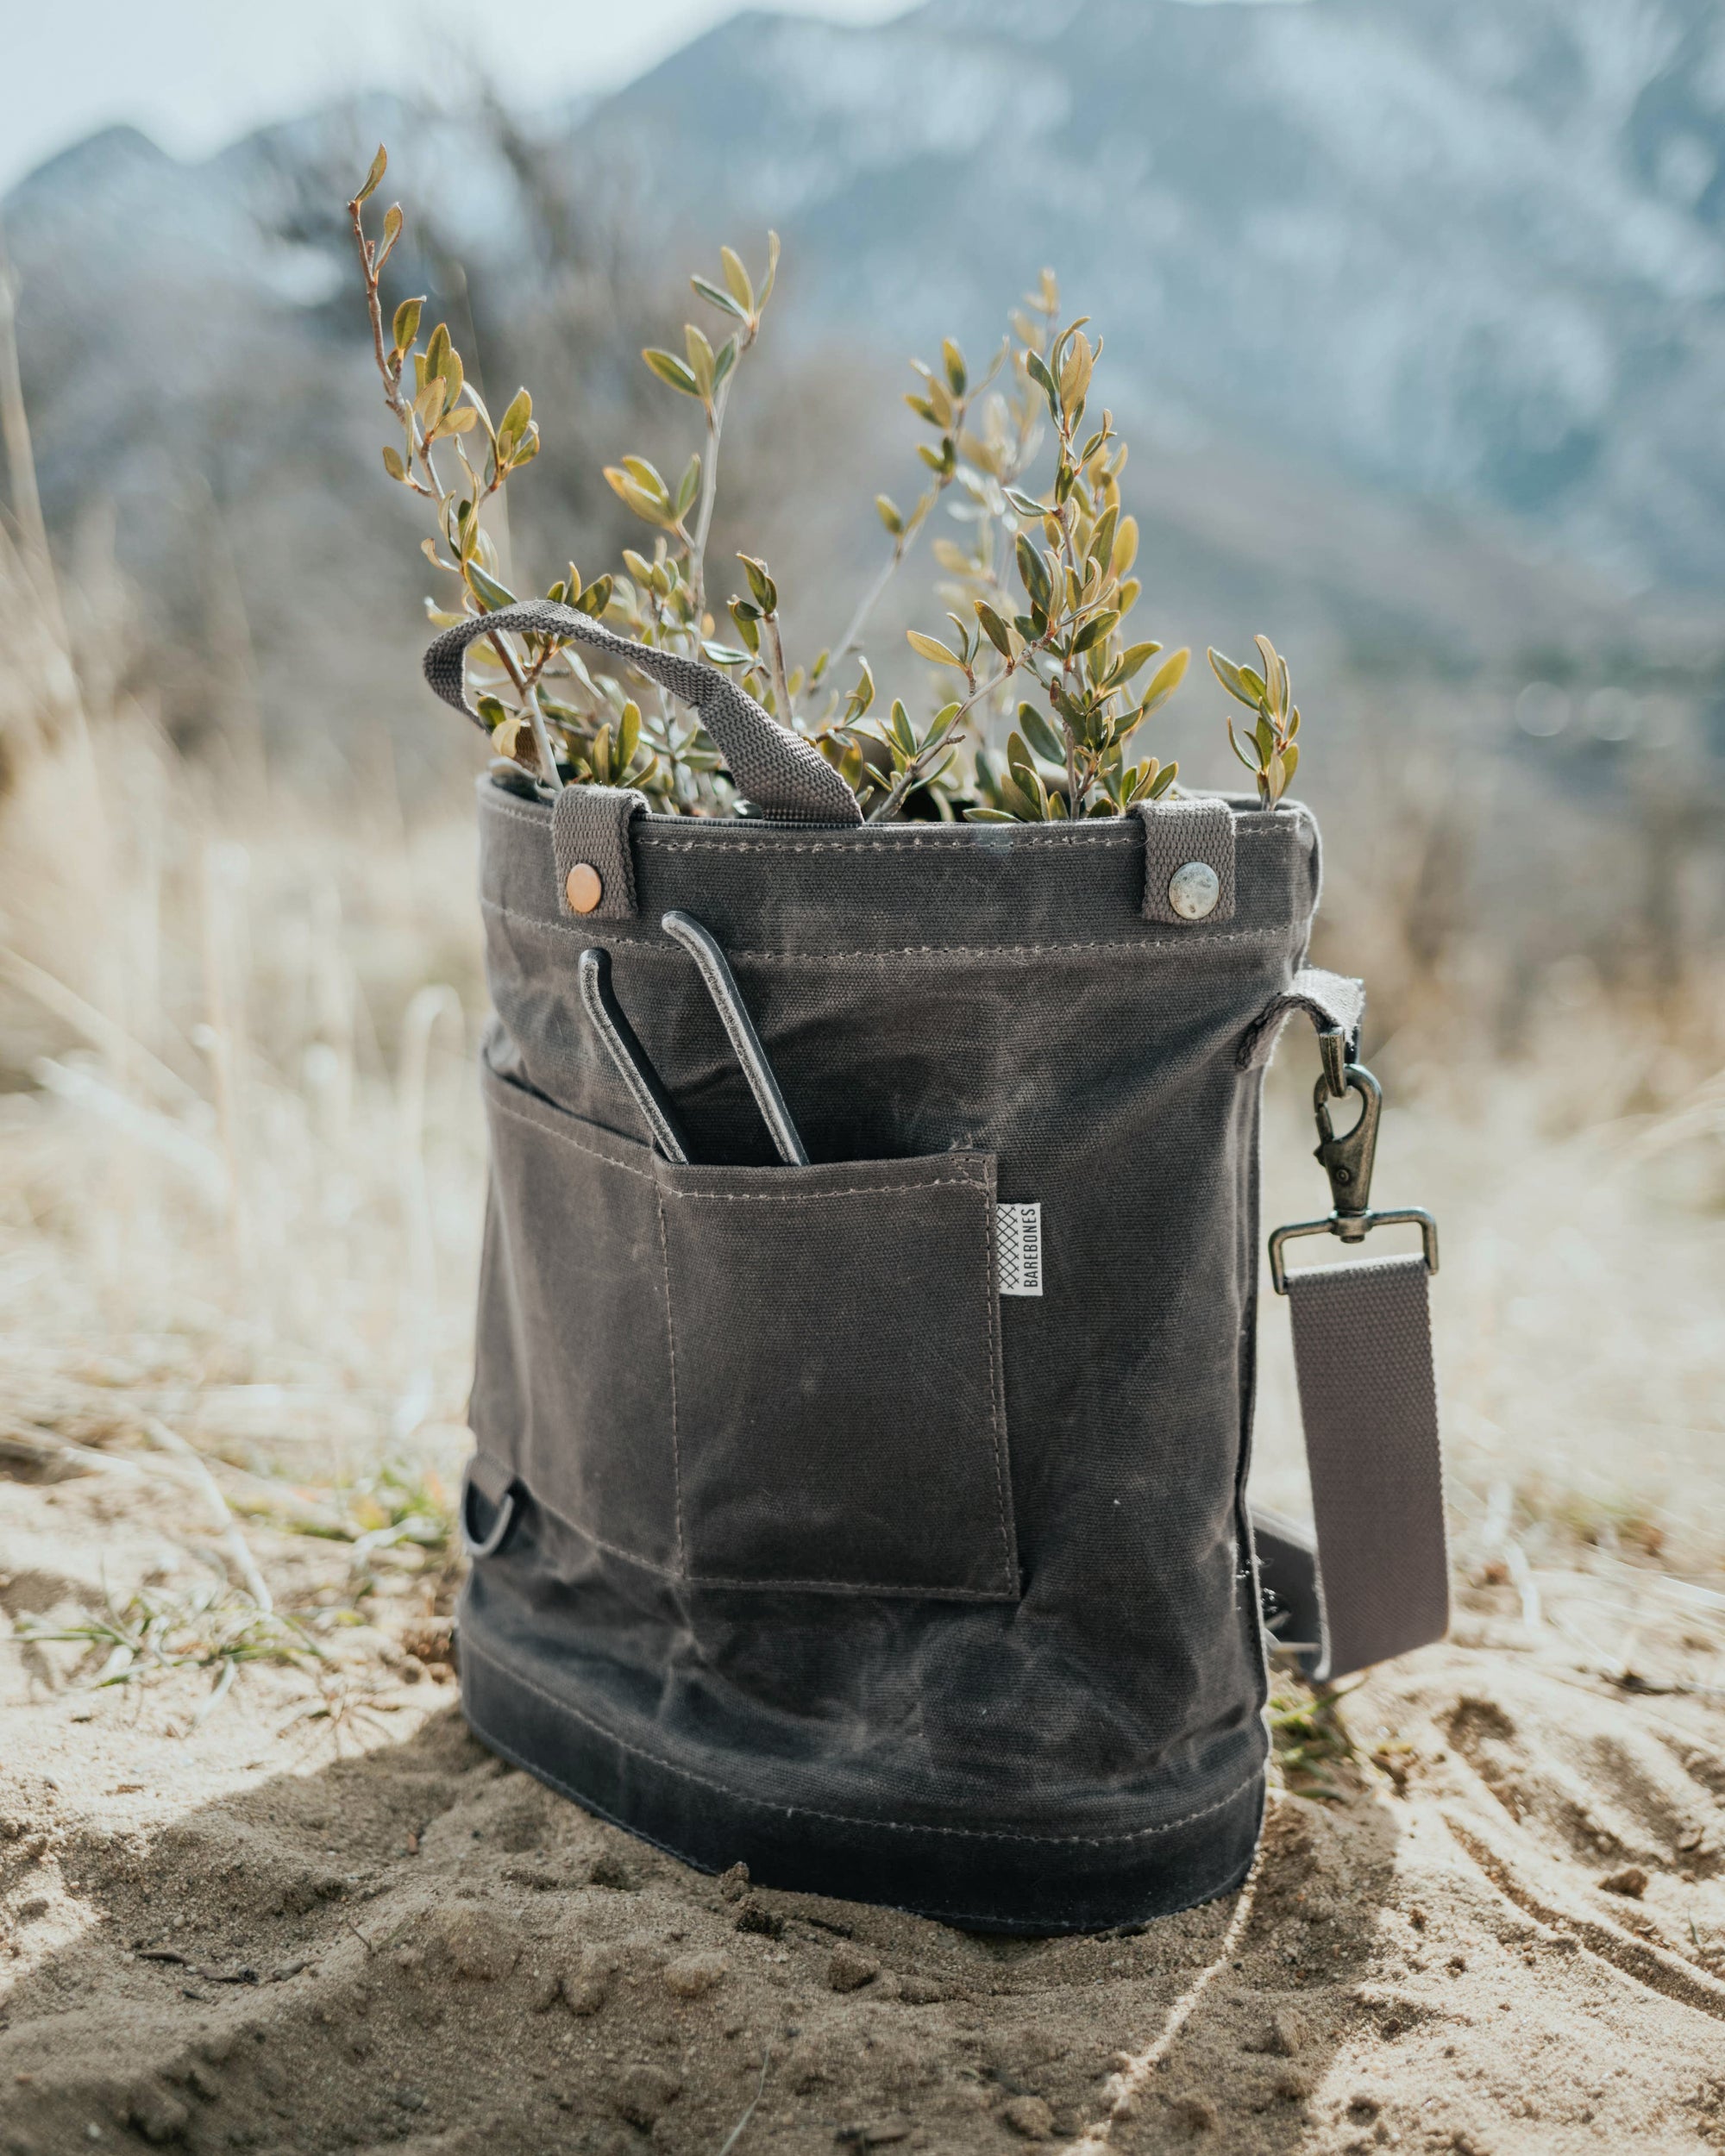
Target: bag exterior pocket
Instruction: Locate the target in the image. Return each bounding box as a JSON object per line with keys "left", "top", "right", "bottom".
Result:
{"left": 475, "top": 1064, "right": 1017, "bottom": 1601}
{"left": 652, "top": 1150, "right": 1018, "bottom": 1600}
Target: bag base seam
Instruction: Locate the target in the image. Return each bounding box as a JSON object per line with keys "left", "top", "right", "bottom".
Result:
{"left": 458, "top": 1628, "right": 1268, "bottom": 1848}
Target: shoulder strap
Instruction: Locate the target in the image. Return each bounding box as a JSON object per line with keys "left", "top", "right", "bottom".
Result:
{"left": 423, "top": 600, "right": 863, "bottom": 828}
{"left": 1245, "top": 976, "right": 1449, "bottom": 1682}
{"left": 1252, "top": 1254, "right": 1447, "bottom": 1680}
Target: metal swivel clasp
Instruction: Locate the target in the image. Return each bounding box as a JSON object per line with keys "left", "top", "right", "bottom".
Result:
{"left": 1269, "top": 1033, "right": 1439, "bottom": 1294}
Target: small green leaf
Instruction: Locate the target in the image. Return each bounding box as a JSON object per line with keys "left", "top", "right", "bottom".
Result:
{"left": 466, "top": 562, "right": 518, "bottom": 612}
{"left": 643, "top": 348, "right": 701, "bottom": 397}
{"left": 354, "top": 145, "right": 387, "bottom": 204}
{"left": 975, "top": 601, "right": 1015, "bottom": 659}
{"left": 691, "top": 276, "right": 749, "bottom": 323}
{"left": 906, "top": 630, "right": 965, "bottom": 669}
{"left": 1070, "top": 609, "right": 1119, "bottom": 655}
{"left": 719, "top": 245, "right": 754, "bottom": 312}
{"left": 1135, "top": 647, "right": 1189, "bottom": 717}
{"left": 1015, "top": 534, "right": 1051, "bottom": 610}
{"left": 1208, "top": 648, "right": 1260, "bottom": 710}
{"left": 942, "top": 338, "right": 967, "bottom": 395}
{"left": 1117, "top": 641, "right": 1162, "bottom": 682}
{"left": 1016, "top": 705, "right": 1062, "bottom": 765}
{"left": 390, "top": 296, "right": 423, "bottom": 354}
{"left": 875, "top": 494, "right": 904, "bottom": 536}
{"left": 380, "top": 444, "right": 407, "bottom": 481}
{"left": 738, "top": 554, "right": 778, "bottom": 613}
{"left": 674, "top": 454, "right": 701, "bottom": 520}
{"left": 1025, "top": 348, "right": 1062, "bottom": 423}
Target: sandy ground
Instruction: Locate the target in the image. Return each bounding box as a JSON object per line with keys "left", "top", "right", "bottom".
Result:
{"left": 3, "top": 1466, "right": 1725, "bottom": 2156}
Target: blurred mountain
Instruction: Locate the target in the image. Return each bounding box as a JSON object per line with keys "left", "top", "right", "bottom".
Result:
{"left": 3, "top": 0, "right": 1723, "bottom": 773}
{"left": 591, "top": 0, "right": 1725, "bottom": 602}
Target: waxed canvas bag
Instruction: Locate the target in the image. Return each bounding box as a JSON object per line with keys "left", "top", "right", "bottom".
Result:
{"left": 428, "top": 603, "right": 1447, "bottom": 1935}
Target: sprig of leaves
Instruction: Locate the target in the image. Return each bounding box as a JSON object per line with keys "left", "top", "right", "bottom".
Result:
{"left": 903, "top": 283, "right": 1189, "bottom": 821}
{"left": 350, "top": 154, "right": 1311, "bottom": 822}
{"left": 1209, "top": 635, "right": 1300, "bottom": 807}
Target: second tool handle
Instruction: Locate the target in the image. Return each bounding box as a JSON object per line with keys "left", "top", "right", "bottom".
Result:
{"left": 661, "top": 910, "right": 809, "bottom": 1167}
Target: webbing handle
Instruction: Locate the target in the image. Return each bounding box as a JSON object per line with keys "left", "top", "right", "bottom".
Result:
{"left": 423, "top": 601, "right": 862, "bottom": 828}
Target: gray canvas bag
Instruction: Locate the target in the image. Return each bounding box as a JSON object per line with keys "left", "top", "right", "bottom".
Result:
{"left": 426, "top": 604, "right": 1447, "bottom": 1934}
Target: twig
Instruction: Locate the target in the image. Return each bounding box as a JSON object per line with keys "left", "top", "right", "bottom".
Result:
{"left": 142, "top": 1416, "right": 273, "bottom": 1614}
{"left": 0, "top": 947, "right": 200, "bottom": 1108}
{"left": 0, "top": 218, "right": 71, "bottom": 650}
{"left": 687, "top": 370, "right": 737, "bottom": 629}
{"left": 762, "top": 611, "right": 794, "bottom": 725}
{"left": 716, "top": 2046, "right": 771, "bottom": 2156}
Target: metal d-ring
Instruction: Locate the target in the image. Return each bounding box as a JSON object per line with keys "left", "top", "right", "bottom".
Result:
{"left": 461, "top": 1471, "right": 518, "bottom": 1560}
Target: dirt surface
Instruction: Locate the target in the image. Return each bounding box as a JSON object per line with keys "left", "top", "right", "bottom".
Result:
{"left": 4, "top": 1470, "right": 1725, "bottom": 2156}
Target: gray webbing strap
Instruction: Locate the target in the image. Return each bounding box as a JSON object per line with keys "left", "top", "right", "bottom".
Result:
{"left": 1251, "top": 1252, "right": 1447, "bottom": 1681}
{"left": 423, "top": 601, "right": 863, "bottom": 827}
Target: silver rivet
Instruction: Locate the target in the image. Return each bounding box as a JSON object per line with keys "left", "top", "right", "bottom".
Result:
{"left": 1168, "top": 860, "right": 1220, "bottom": 919}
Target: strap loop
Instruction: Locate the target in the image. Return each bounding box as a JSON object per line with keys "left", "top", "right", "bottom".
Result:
{"left": 423, "top": 602, "right": 863, "bottom": 827}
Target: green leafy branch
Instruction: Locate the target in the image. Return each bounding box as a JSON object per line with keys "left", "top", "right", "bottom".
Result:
{"left": 349, "top": 150, "right": 1314, "bottom": 822}
{"left": 1209, "top": 635, "right": 1300, "bottom": 806}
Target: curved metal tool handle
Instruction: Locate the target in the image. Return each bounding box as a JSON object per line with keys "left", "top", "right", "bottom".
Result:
{"left": 660, "top": 910, "right": 809, "bottom": 1167}
{"left": 578, "top": 947, "right": 691, "bottom": 1164}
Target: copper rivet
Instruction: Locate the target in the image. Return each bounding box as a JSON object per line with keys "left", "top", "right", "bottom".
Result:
{"left": 565, "top": 862, "right": 603, "bottom": 915}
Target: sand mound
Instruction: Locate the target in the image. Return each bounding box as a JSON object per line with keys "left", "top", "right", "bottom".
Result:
{"left": 4, "top": 1471, "right": 1725, "bottom": 2155}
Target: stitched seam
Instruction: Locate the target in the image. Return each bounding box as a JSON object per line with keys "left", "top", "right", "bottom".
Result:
{"left": 527, "top": 1500, "right": 681, "bottom": 1578}
{"left": 635, "top": 828, "right": 1299, "bottom": 853}
{"left": 484, "top": 1086, "right": 656, "bottom": 1184}
{"left": 482, "top": 797, "right": 550, "bottom": 836}
{"left": 461, "top": 1713, "right": 1262, "bottom": 1926}
{"left": 460, "top": 1631, "right": 1268, "bottom": 1846}
{"left": 487, "top": 799, "right": 1294, "bottom": 846}
{"left": 479, "top": 898, "right": 1300, "bottom": 959}
{"left": 508, "top": 1488, "right": 1007, "bottom": 1595}
{"left": 682, "top": 1571, "right": 1016, "bottom": 1597}
{"left": 659, "top": 1177, "right": 985, "bottom": 1203}
{"left": 640, "top": 831, "right": 1135, "bottom": 853}
{"left": 978, "top": 1190, "right": 1015, "bottom": 1591}
{"left": 488, "top": 1076, "right": 988, "bottom": 1203}
{"left": 654, "top": 1186, "right": 687, "bottom": 1575}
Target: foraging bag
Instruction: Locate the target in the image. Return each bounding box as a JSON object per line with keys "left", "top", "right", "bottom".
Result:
{"left": 429, "top": 605, "right": 1447, "bottom": 1934}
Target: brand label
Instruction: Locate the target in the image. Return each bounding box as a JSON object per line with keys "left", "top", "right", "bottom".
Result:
{"left": 996, "top": 1203, "right": 1043, "bottom": 1297}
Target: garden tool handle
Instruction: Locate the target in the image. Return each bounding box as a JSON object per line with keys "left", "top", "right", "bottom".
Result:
{"left": 578, "top": 948, "right": 692, "bottom": 1165}
{"left": 423, "top": 601, "right": 862, "bottom": 827}
{"left": 661, "top": 910, "right": 810, "bottom": 1166}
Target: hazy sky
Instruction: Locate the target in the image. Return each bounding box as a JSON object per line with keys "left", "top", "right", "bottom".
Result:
{"left": 0, "top": 0, "right": 916, "bottom": 195}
